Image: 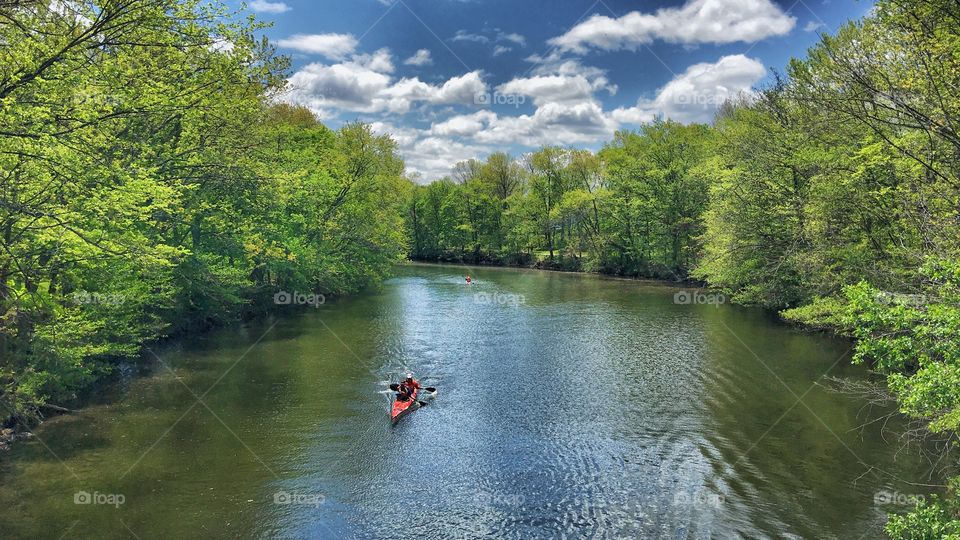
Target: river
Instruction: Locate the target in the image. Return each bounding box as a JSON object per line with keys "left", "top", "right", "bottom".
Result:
{"left": 0, "top": 263, "right": 933, "bottom": 538}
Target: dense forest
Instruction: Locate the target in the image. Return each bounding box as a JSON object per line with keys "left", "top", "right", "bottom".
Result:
{"left": 2, "top": 0, "right": 959, "bottom": 536}
{"left": 405, "top": 0, "right": 960, "bottom": 534}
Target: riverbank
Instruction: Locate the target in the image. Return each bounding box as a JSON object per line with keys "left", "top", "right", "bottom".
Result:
{"left": 403, "top": 256, "right": 705, "bottom": 286}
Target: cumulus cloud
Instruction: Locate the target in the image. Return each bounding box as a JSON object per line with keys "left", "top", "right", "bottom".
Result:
{"left": 610, "top": 106, "right": 656, "bottom": 125}
{"left": 497, "top": 55, "right": 616, "bottom": 107}
{"left": 275, "top": 33, "right": 359, "bottom": 59}
{"left": 371, "top": 121, "right": 490, "bottom": 182}
{"left": 284, "top": 58, "right": 486, "bottom": 117}
{"left": 352, "top": 48, "right": 395, "bottom": 73}
{"left": 430, "top": 111, "right": 498, "bottom": 137}
{"left": 292, "top": 46, "right": 766, "bottom": 183}
{"left": 433, "top": 71, "right": 488, "bottom": 103}
{"left": 249, "top": 0, "right": 291, "bottom": 13}
{"left": 431, "top": 101, "right": 617, "bottom": 147}
{"left": 615, "top": 54, "right": 766, "bottom": 124}
{"left": 493, "top": 45, "right": 512, "bottom": 57}
{"left": 549, "top": 0, "right": 795, "bottom": 53}
{"left": 397, "top": 54, "right": 765, "bottom": 181}
{"left": 404, "top": 49, "right": 433, "bottom": 66}
{"left": 497, "top": 74, "right": 615, "bottom": 106}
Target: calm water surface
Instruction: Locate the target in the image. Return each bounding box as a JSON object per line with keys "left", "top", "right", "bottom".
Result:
{"left": 0, "top": 264, "right": 933, "bottom": 538}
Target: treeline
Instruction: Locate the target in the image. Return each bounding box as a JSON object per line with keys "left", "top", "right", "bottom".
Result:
{"left": 406, "top": 124, "right": 709, "bottom": 280}
{"left": 405, "top": 0, "right": 960, "bottom": 534}
{"left": 1, "top": 1, "right": 407, "bottom": 426}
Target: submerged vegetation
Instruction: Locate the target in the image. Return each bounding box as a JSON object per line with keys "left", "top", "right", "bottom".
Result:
{"left": 2, "top": 0, "right": 959, "bottom": 535}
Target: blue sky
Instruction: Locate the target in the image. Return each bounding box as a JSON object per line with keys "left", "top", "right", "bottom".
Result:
{"left": 236, "top": 0, "right": 874, "bottom": 182}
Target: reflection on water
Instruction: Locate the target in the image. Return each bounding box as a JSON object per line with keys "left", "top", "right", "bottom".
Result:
{"left": 0, "top": 263, "right": 933, "bottom": 539}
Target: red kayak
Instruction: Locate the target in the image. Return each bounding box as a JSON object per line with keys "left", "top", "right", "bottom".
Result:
{"left": 390, "top": 384, "right": 419, "bottom": 423}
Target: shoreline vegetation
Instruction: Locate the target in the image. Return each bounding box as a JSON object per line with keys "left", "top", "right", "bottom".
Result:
{"left": 2, "top": 0, "right": 959, "bottom": 536}
{"left": 1, "top": 2, "right": 408, "bottom": 440}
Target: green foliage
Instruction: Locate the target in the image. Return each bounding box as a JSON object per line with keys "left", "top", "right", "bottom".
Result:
{"left": 886, "top": 479, "right": 960, "bottom": 540}
{"left": 0, "top": 1, "right": 406, "bottom": 424}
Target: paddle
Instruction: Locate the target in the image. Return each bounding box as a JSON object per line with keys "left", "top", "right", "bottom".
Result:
{"left": 387, "top": 384, "right": 437, "bottom": 407}
{"left": 388, "top": 383, "right": 436, "bottom": 392}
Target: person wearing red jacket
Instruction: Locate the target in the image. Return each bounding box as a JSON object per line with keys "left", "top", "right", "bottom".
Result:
{"left": 400, "top": 374, "right": 421, "bottom": 393}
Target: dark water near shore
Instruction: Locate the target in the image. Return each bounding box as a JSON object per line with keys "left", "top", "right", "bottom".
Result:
{"left": 0, "top": 264, "right": 935, "bottom": 538}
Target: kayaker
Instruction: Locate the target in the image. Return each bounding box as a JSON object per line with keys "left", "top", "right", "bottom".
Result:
{"left": 402, "top": 374, "right": 421, "bottom": 392}
{"left": 466, "top": 275, "right": 471, "bottom": 284}
{"left": 392, "top": 382, "right": 413, "bottom": 402}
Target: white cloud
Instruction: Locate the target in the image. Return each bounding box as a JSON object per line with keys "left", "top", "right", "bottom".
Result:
{"left": 249, "top": 0, "right": 291, "bottom": 13}
{"left": 284, "top": 58, "right": 487, "bottom": 117}
{"left": 404, "top": 49, "right": 433, "bottom": 66}
{"left": 451, "top": 30, "right": 489, "bottom": 43}
{"left": 276, "top": 33, "right": 358, "bottom": 59}
{"left": 210, "top": 38, "right": 234, "bottom": 53}
{"left": 290, "top": 48, "right": 766, "bottom": 183}
{"left": 430, "top": 111, "right": 498, "bottom": 137}
{"left": 497, "top": 74, "right": 615, "bottom": 106}
{"left": 352, "top": 48, "right": 395, "bottom": 73}
{"left": 610, "top": 106, "right": 656, "bottom": 125}
{"left": 399, "top": 54, "right": 765, "bottom": 181}
{"left": 615, "top": 54, "right": 766, "bottom": 124}
{"left": 493, "top": 45, "right": 512, "bottom": 57}
{"left": 431, "top": 101, "right": 617, "bottom": 148}
{"left": 497, "top": 32, "right": 526, "bottom": 47}
{"left": 528, "top": 55, "right": 608, "bottom": 80}
{"left": 406, "top": 137, "right": 491, "bottom": 182}
{"left": 369, "top": 121, "right": 419, "bottom": 148}
{"left": 549, "top": 0, "right": 795, "bottom": 53}
{"left": 371, "top": 122, "right": 490, "bottom": 182}
{"left": 285, "top": 62, "right": 393, "bottom": 116}
{"left": 496, "top": 57, "right": 616, "bottom": 107}
{"left": 432, "top": 71, "right": 487, "bottom": 104}
{"left": 804, "top": 20, "right": 824, "bottom": 32}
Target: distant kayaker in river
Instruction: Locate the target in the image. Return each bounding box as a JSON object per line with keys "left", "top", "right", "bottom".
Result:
{"left": 465, "top": 275, "right": 471, "bottom": 284}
